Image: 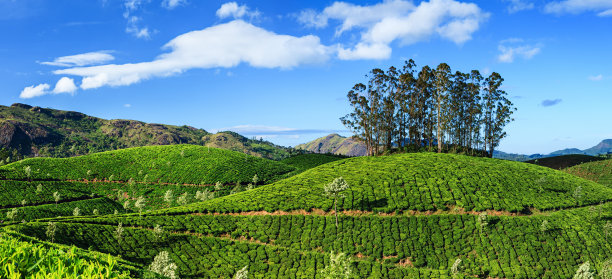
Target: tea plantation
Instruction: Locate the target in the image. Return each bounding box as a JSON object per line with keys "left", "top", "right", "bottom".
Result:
{"left": 1, "top": 150, "right": 611, "bottom": 278}
{"left": 0, "top": 144, "right": 295, "bottom": 185}
{"left": 564, "top": 159, "right": 612, "bottom": 188}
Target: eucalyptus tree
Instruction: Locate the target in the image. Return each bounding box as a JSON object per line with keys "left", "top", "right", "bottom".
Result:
{"left": 135, "top": 196, "right": 146, "bottom": 216}
{"left": 53, "top": 191, "right": 61, "bottom": 205}
{"left": 234, "top": 265, "right": 248, "bottom": 279}
{"left": 434, "top": 63, "right": 451, "bottom": 153}
{"left": 164, "top": 190, "right": 174, "bottom": 207}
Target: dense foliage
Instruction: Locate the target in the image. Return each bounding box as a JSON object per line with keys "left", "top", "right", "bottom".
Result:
{"left": 0, "top": 231, "right": 136, "bottom": 278}
{"left": 165, "top": 153, "right": 612, "bottom": 214}
{"left": 0, "top": 145, "right": 295, "bottom": 185}
{"left": 0, "top": 197, "right": 124, "bottom": 222}
{"left": 564, "top": 159, "right": 612, "bottom": 187}
{"left": 341, "top": 60, "right": 515, "bottom": 157}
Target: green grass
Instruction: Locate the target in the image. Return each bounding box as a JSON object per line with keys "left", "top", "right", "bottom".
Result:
{"left": 0, "top": 144, "right": 296, "bottom": 185}
{"left": 564, "top": 159, "right": 612, "bottom": 187}
{"left": 526, "top": 154, "right": 605, "bottom": 170}
{"left": 165, "top": 153, "right": 612, "bottom": 215}
{"left": 0, "top": 230, "right": 137, "bottom": 278}
{"left": 280, "top": 153, "right": 346, "bottom": 172}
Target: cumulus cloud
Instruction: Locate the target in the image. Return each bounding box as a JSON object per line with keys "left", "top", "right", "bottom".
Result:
{"left": 19, "top": 77, "right": 78, "bottom": 98}
{"left": 541, "top": 99, "right": 562, "bottom": 107}
{"left": 299, "top": 0, "right": 489, "bottom": 60}
{"left": 162, "top": 0, "right": 186, "bottom": 10}
{"left": 53, "top": 20, "right": 331, "bottom": 90}
{"left": 53, "top": 77, "right": 78, "bottom": 94}
{"left": 588, "top": 74, "right": 603, "bottom": 81}
{"left": 505, "top": 0, "right": 534, "bottom": 13}
{"left": 544, "top": 0, "right": 612, "bottom": 16}
{"left": 40, "top": 51, "right": 115, "bottom": 67}
{"left": 20, "top": 83, "right": 50, "bottom": 99}
{"left": 216, "top": 2, "right": 259, "bottom": 19}
{"left": 497, "top": 39, "right": 541, "bottom": 63}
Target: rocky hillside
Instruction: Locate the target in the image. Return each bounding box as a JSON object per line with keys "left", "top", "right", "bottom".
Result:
{"left": 0, "top": 103, "right": 288, "bottom": 160}
{"left": 294, "top": 133, "right": 366, "bottom": 156}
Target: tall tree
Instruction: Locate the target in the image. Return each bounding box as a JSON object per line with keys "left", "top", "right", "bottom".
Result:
{"left": 434, "top": 63, "right": 451, "bottom": 153}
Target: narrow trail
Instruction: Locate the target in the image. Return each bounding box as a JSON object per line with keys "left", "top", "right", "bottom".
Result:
{"left": 188, "top": 201, "right": 611, "bottom": 217}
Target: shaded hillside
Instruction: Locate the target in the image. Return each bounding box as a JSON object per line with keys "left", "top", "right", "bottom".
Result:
{"left": 280, "top": 153, "right": 346, "bottom": 172}
{"left": 526, "top": 154, "right": 605, "bottom": 170}
{"left": 295, "top": 133, "right": 366, "bottom": 156}
{"left": 0, "top": 103, "right": 289, "bottom": 160}
{"left": 564, "top": 159, "right": 612, "bottom": 187}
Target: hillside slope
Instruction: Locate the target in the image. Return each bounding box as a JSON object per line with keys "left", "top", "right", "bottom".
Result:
{"left": 564, "top": 159, "right": 612, "bottom": 187}
{"left": 168, "top": 153, "right": 612, "bottom": 214}
{"left": 526, "top": 154, "right": 605, "bottom": 170}
{"left": 0, "top": 144, "right": 295, "bottom": 185}
{"left": 0, "top": 103, "right": 289, "bottom": 160}
{"left": 295, "top": 133, "right": 366, "bottom": 156}
{"left": 7, "top": 152, "right": 610, "bottom": 278}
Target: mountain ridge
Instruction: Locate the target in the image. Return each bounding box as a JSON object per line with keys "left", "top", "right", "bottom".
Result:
{"left": 0, "top": 103, "right": 289, "bottom": 160}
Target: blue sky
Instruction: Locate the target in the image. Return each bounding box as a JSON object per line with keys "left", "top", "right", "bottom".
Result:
{"left": 1, "top": 0, "right": 611, "bottom": 154}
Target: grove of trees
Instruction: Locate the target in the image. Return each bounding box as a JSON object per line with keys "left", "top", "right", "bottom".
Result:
{"left": 341, "top": 59, "right": 516, "bottom": 157}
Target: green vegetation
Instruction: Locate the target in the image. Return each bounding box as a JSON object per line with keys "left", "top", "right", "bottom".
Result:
{"left": 0, "top": 145, "right": 295, "bottom": 185}
{"left": 564, "top": 159, "right": 612, "bottom": 187}
{"left": 527, "top": 154, "right": 605, "bottom": 170}
{"left": 294, "top": 134, "right": 367, "bottom": 157}
{"left": 0, "top": 230, "right": 136, "bottom": 278}
{"left": 280, "top": 153, "right": 346, "bottom": 172}
{"left": 168, "top": 153, "right": 612, "bottom": 214}
{"left": 2, "top": 145, "right": 610, "bottom": 278}
{"left": 341, "top": 60, "right": 515, "bottom": 157}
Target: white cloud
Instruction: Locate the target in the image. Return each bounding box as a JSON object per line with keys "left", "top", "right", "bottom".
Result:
{"left": 19, "top": 83, "right": 50, "bottom": 99}
{"left": 300, "top": 0, "right": 489, "bottom": 60}
{"left": 544, "top": 0, "right": 612, "bottom": 15}
{"left": 124, "top": 103, "right": 132, "bottom": 108}
{"left": 216, "top": 2, "right": 259, "bottom": 19}
{"left": 126, "top": 16, "right": 151, "bottom": 39}
{"left": 53, "top": 77, "right": 77, "bottom": 94}
{"left": 54, "top": 20, "right": 331, "bottom": 90}
{"left": 162, "top": 0, "right": 186, "bottom": 10}
{"left": 40, "top": 51, "right": 115, "bottom": 67}
{"left": 497, "top": 39, "right": 541, "bottom": 63}
{"left": 588, "top": 74, "right": 603, "bottom": 81}
{"left": 296, "top": 9, "right": 328, "bottom": 28}
{"left": 505, "top": 0, "right": 534, "bottom": 13}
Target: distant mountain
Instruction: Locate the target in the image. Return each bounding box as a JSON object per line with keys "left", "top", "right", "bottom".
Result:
{"left": 495, "top": 139, "right": 612, "bottom": 161}
{"left": 294, "top": 133, "right": 367, "bottom": 156}
{"left": 0, "top": 103, "right": 288, "bottom": 160}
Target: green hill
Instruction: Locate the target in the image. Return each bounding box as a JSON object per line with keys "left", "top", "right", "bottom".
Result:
{"left": 0, "top": 103, "right": 289, "bottom": 160}
{"left": 170, "top": 153, "right": 612, "bottom": 214}
{"left": 2, "top": 152, "right": 611, "bottom": 278}
{"left": 0, "top": 144, "right": 295, "bottom": 185}
{"left": 526, "top": 154, "right": 605, "bottom": 170}
{"left": 564, "top": 159, "right": 612, "bottom": 187}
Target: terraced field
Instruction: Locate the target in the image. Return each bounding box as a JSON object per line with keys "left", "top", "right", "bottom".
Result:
{"left": 280, "top": 153, "right": 346, "bottom": 172}
{"left": 564, "top": 159, "right": 612, "bottom": 187}
{"left": 1, "top": 151, "right": 611, "bottom": 278}
{"left": 0, "top": 145, "right": 296, "bottom": 185}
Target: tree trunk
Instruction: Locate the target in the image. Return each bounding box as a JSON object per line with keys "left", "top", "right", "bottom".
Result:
{"left": 334, "top": 196, "right": 338, "bottom": 229}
